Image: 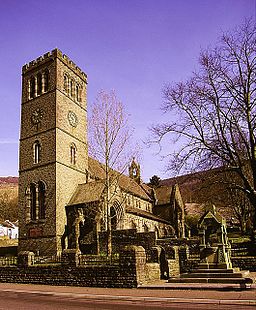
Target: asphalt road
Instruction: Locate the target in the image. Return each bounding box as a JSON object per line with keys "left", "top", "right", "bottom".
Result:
{"left": 0, "top": 283, "right": 255, "bottom": 310}
{"left": 1, "top": 292, "right": 256, "bottom": 310}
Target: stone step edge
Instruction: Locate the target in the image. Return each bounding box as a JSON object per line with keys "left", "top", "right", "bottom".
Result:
{"left": 180, "top": 273, "right": 244, "bottom": 278}
{"left": 191, "top": 269, "right": 239, "bottom": 273}
{"left": 168, "top": 278, "right": 253, "bottom": 284}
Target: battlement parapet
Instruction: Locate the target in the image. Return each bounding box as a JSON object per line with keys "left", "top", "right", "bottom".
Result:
{"left": 22, "top": 48, "right": 87, "bottom": 82}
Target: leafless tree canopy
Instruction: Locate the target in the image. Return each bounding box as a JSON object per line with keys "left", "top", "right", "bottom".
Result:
{"left": 89, "top": 90, "right": 133, "bottom": 174}
{"left": 88, "top": 90, "right": 135, "bottom": 255}
{"left": 151, "top": 20, "right": 256, "bottom": 227}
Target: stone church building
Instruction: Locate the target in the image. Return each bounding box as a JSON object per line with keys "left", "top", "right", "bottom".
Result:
{"left": 18, "top": 49, "right": 185, "bottom": 256}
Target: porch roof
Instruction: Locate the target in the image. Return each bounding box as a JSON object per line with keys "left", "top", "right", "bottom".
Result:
{"left": 68, "top": 181, "right": 105, "bottom": 206}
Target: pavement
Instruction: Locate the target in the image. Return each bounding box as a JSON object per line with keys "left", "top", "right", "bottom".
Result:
{"left": 0, "top": 281, "right": 255, "bottom": 307}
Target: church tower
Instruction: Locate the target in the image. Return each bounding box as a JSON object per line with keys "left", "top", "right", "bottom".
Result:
{"left": 18, "top": 49, "right": 88, "bottom": 255}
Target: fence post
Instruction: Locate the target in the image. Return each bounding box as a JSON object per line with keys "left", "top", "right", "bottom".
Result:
{"left": 61, "top": 249, "right": 80, "bottom": 267}
{"left": 18, "top": 251, "right": 35, "bottom": 267}
{"left": 120, "top": 245, "right": 146, "bottom": 286}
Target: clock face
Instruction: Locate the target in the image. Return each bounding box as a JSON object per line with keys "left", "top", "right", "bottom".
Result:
{"left": 31, "top": 108, "right": 43, "bottom": 125}
{"left": 68, "top": 111, "right": 78, "bottom": 127}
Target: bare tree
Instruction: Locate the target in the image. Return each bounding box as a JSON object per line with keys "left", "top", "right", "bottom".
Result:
{"left": 151, "top": 20, "right": 256, "bottom": 232}
{"left": 89, "top": 90, "right": 135, "bottom": 256}
{"left": 188, "top": 170, "right": 253, "bottom": 234}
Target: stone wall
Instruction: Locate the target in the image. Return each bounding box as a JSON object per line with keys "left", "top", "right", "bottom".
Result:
{"left": 0, "top": 265, "right": 136, "bottom": 288}
{"left": 99, "top": 230, "right": 157, "bottom": 258}
{"left": 167, "top": 258, "right": 180, "bottom": 277}
{"left": 231, "top": 257, "right": 256, "bottom": 271}
{"left": 0, "top": 245, "right": 159, "bottom": 288}
{"left": 19, "top": 48, "right": 88, "bottom": 257}
{"left": 145, "top": 263, "right": 160, "bottom": 282}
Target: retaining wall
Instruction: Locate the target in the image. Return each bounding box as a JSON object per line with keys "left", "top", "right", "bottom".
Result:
{"left": 0, "top": 245, "right": 160, "bottom": 288}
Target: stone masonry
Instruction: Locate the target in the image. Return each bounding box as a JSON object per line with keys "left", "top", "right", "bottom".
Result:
{"left": 19, "top": 49, "right": 88, "bottom": 255}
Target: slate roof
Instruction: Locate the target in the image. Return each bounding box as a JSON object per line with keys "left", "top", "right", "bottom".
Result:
{"left": 140, "top": 183, "right": 153, "bottom": 196}
{"left": 154, "top": 185, "right": 173, "bottom": 205}
{"left": 126, "top": 207, "right": 172, "bottom": 225}
{"left": 68, "top": 180, "right": 105, "bottom": 206}
{"left": 199, "top": 207, "right": 225, "bottom": 226}
{"left": 88, "top": 157, "right": 151, "bottom": 201}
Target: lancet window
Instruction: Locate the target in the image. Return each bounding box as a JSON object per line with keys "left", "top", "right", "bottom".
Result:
{"left": 76, "top": 85, "right": 80, "bottom": 102}
{"left": 43, "top": 69, "right": 49, "bottom": 92}
{"left": 131, "top": 221, "right": 137, "bottom": 230}
{"left": 33, "top": 140, "right": 41, "bottom": 164}
{"left": 37, "top": 73, "right": 42, "bottom": 95}
{"left": 64, "top": 74, "right": 69, "bottom": 93}
{"left": 63, "top": 73, "right": 82, "bottom": 103}
{"left": 26, "top": 181, "right": 46, "bottom": 222}
{"left": 29, "top": 77, "right": 36, "bottom": 99}
{"left": 70, "top": 143, "right": 77, "bottom": 165}
{"left": 143, "top": 223, "right": 149, "bottom": 232}
{"left": 30, "top": 183, "right": 37, "bottom": 221}
{"left": 28, "top": 69, "right": 49, "bottom": 100}
{"left": 38, "top": 181, "right": 46, "bottom": 219}
{"left": 70, "top": 79, "right": 74, "bottom": 98}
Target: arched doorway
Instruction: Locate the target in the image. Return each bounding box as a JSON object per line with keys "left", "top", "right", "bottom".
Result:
{"left": 110, "top": 206, "right": 117, "bottom": 230}
{"left": 160, "top": 247, "right": 169, "bottom": 279}
{"left": 110, "top": 201, "right": 124, "bottom": 230}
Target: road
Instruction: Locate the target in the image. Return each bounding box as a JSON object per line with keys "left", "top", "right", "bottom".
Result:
{"left": 0, "top": 283, "right": 255, "bottom": 310}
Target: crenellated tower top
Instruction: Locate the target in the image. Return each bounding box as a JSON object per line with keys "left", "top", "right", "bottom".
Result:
{"left": 22, "top": 48, "right": 87, "bottom": 83}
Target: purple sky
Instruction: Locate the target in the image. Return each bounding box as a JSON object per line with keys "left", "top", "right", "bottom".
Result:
{"left": 0, "top": 0, "right": 254, "bottom": 181}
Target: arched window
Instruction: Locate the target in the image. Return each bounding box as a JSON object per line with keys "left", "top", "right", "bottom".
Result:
{"left": 155, "top": 226, "right": 160, "bottom": 239}
{"left": 33, "top": 140, "right": 41, "bottom": 164}
{"left": 70, "top": 143, "right": 76, "bottom": 165}
{"left": 30, "top": 183, "right": 37, "bottom": 221}
{"left": 44, "top": 69, "right": 49, "bottom": 92}
{"left": 25, "top": 186, "right": 33, "bottom": 223}
{"left": 131, "top": 221, "right": 137, "bottom": 230}
{"left": 26, "top": 181, "right": 47, "bottom": 222}
{"left": 38, "top": 181, "right": 46, "bottom": 220}
{"left": 29, "top": 77, "right": 36, "bottom": 99}
{"left": 37, "top": 73, "right": 42, "bottom": 95}
{"left": 76, "top": 84, "right": 80, "bottom": 102}
{"left": 163, "top": 227, "right": 168, "bottom": 237}
{"left": 147, "top": 204, "right": 151, "bottom": 212}
{"left": 70, "top": 79, "right": 74, "bottom": 98}
{"left": 64, "top": 74, "right": 68, "bottom": 93}
{"left": 144, "top": 224, "right": 149, "bottom": 232}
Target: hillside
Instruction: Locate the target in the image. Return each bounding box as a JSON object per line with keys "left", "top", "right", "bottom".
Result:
{"left": 0, "top": 177, "right": 18, "bottom": 221}
{"left": 0, "top": 177, "right": 18, "bottom": 186}
{"left": 0, "top": 175, "right": 236, "bottom": 225}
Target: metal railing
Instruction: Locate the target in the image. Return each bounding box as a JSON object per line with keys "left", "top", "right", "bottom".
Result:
{"left": 33, "top": 255, "right": 62, "bottom": 265}
{"left": 0, "top": 256, "right": 17, "bottom": 267}
{"left": 231, "top": 247, "right": 249, "bottom": 257}
{"left": 78, "top": 254, "right": 119, "bottom": 266}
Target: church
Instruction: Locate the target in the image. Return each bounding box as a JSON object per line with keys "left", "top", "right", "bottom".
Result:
{"left": 18, "top": 49, "right": 185, "bottom": 256}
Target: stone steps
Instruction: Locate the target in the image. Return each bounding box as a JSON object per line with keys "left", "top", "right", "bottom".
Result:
{"left": 180, "top": 272, "right": 243, "bottom": 278}
{"left": 168, "top": 277, "right": 251, "bottom": 284}
{"left": 168, "top": 267, "right": 253, "bottom": 288}
{"left": 191, "top": 268, "right": 238, "bottom": 273}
